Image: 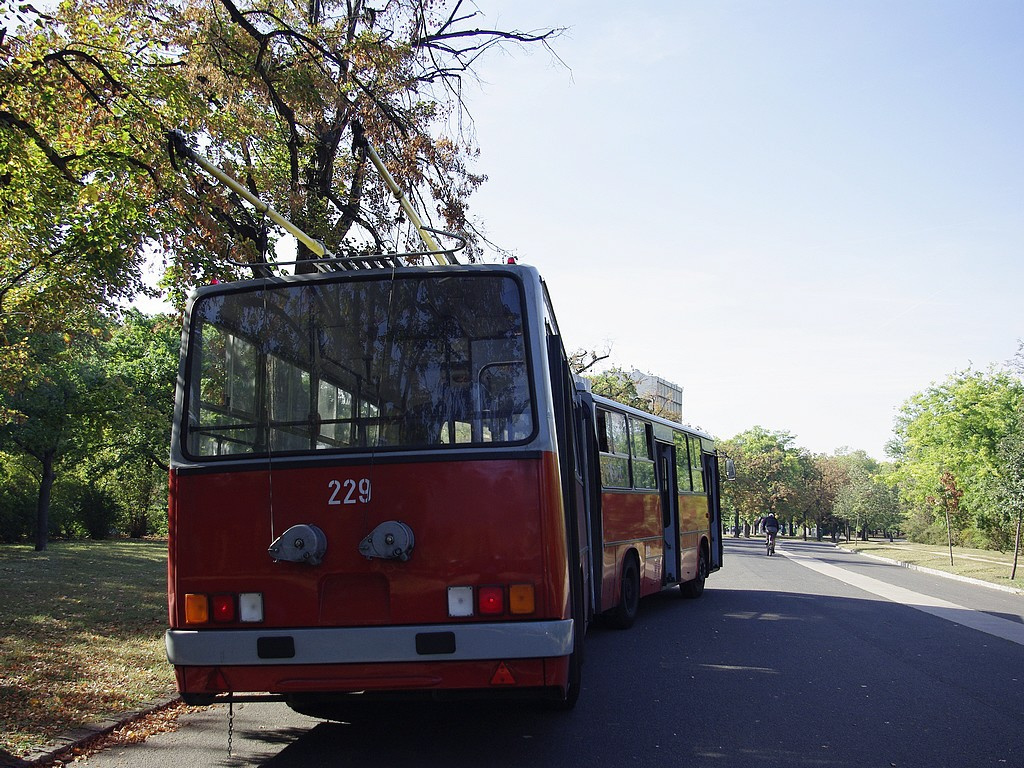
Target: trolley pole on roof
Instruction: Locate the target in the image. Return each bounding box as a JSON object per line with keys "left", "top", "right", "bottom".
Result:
{"left": 166, "top": 130, "right": 333, "bottom": 261}
{"left": 351, "top": 121, "right": 448, "bottom": 265}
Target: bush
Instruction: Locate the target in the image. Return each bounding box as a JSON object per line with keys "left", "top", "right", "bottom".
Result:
{"left": 975, "top": 510, "right": 1017, "bottom": 552}
{"left": 76, "top": 485, "right": 121, "bottom": 539}
{"left": 0, "top": 484, "right": 35, "bottom": 543}
{"left": 51, "top": 480, "right": 121, "bottom": 540}
{"left": 958, "top": 527, "right": 989, "bottom": 549}
{"left": 110, "top": 461, "right": 168, "bottom": 538}
{"left": 904, "top": 515, "right": 947, "bottom": 546}
{"left": 0, "top": 455, "right": 36, "bottom": 543}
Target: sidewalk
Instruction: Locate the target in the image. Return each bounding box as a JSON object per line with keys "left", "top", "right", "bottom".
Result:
{"left": 828, "top": 537, "right": 1024, "bottom": 596}
{"left": 8, "top": 697, "right": 184, "bottom": 768}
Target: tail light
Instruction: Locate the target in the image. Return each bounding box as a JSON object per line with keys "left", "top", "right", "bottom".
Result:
{"left": 509, "top": 584, "right": 536, "bottom": 614}
{"left": 478, "top": 586, "right": 504, "bottom": 615}
{"left": 184, "top": 593, "right": 209, "bottom": 624}
{"left": 183, "top": 592, "right": 263, "bottom": 624}
{"left": 211, "top": 594, "right": 235, "bottom": 622}
{"left": 447, "top": 584, "right": 535, "bottom": 617}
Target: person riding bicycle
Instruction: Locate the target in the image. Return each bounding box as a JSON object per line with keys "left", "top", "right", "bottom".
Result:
{"left": 760, "top": 512, "right": 781, "bottom": 552}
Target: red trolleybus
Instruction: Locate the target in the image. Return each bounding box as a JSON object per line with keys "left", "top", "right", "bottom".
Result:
{"left": 581, "top": 395, "right": 725, "bottom": 630}
{"left": 165, "top": 262, "right": 728, "bottom": 712}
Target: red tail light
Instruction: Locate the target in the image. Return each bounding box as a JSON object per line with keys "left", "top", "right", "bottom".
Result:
{"left": 211, "top": 594, "right": 236, "bottom": 622}
{"left": 478, "top": 586, "right": 504, "bottom": 615}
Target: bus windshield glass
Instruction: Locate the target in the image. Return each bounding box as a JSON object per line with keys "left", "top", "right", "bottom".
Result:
{"left": 183, "top": 273, "right": 534, "bottom": 458}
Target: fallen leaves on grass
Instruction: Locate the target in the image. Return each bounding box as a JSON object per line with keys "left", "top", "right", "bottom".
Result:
{"left": 0, "top": 542, "right": 174, "bottom": 757}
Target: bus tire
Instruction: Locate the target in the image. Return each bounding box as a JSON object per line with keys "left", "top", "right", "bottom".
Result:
{"left": 681, "top": 543, "right": 708, "bottom": 599}
{"left": 607, "top": 552, "right": 640, "bottom": 630}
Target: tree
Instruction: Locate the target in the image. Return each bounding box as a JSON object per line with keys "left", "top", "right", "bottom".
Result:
{"left": 0, "top": 323, "right": 110, "bottom": 549}
{"left": 720, "top": 427, "right": 801, "bottom": 536}
{"left": 832, "top": 452, "right": 900, "bottom": 541}
{"left": 568, "top": 345, "right": 611, "bottom": 375}
{"left": 0, "top": 1, "right": 193, "bottom": 340}
{"left": 996, "top": 404, "right": 1024, "bottom": 578}
{"left": 585, "top": 366, "right": 651, "bottom": 412}
{"left": 172, "top": 0, "right": 544, "bottom": 264}
{"left": 814, "top": 453, "right": 853, "bottom": 540}
{"left": 87, "top": 310, "right": 180, "bottom": 537}
{"left": 787, "top": 451, "right": 847, "bottom": 540}
{"left": 996, "top": 342, "right": 1024, "bottom": 576}
{"left": 889, "top": 367, "right": 1023, "bottom": 548}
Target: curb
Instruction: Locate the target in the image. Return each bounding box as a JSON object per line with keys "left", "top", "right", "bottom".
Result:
{"left": 10, "top": 696, "right": 181, "bottom": 768}
{"left": 836, "top": 546, "right": 1024, "bottom": 596}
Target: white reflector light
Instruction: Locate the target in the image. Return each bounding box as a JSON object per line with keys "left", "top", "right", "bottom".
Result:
{"left": 448, "top": 586, "right": 474, "bottom": 617}
{"left": 239, "top": 592, "right": 264, "bottom": 623}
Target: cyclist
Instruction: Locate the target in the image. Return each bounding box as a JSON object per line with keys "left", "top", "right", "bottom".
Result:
{"left": 760, "top": 512, "right": 781, "bottom": 555}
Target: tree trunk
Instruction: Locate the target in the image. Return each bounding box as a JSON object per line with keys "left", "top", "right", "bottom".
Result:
{"left": 35, "top": 449, "right": 55, "bottom": 551}
{"left": 944, "top": 502, "right": 954, "bottom": 566}
{"left": 1012, "top": 509, "right": 1022, "bottom": 581}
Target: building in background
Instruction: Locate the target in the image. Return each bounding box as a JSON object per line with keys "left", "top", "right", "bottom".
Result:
{"left": 629, "top": 370, "right": 683, "bottom": 422}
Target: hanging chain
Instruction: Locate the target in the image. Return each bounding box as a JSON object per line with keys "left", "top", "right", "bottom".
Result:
{"left": 227, "top": 693, "right": 234, "bottom": 758}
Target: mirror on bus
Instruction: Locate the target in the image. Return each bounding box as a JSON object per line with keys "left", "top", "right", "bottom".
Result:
{"left": 725, "top": 457, "right": 737, "bottom": 481}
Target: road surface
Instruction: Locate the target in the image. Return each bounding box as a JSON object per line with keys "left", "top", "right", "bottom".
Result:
{"left": 77, "top": 538, "right": 1024, "bottom": 767}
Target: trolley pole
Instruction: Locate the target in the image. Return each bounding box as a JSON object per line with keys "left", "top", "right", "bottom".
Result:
{"left": 167, "top": 131, "right": 332, "bottom": 261}
{"left": 351, "top": 122, "right": 447, "bottom": 263}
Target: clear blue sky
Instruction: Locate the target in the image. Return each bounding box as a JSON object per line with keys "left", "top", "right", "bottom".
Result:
{"left": 461, "top": 0, "right": 1024, "bottom": 458}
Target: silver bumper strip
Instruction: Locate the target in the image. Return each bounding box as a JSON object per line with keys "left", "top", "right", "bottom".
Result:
{"left": 166, "top": 619, "right": 574, "bottom": 666}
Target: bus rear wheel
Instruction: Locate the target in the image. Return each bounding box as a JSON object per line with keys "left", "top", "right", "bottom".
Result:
{"left": 606, "top": 553, "right": 640, "bottom": 630}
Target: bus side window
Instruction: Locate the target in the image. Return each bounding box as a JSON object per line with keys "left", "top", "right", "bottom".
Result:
{"left": 630, "top": 418, "right": 656, "bottom": 490}
{"left": 596, "top": 409, "right": 610, "bottom": 452}
{"left": 674, "top": 432, "right": 693, "bottom": 492}
{"left": 597, "top": 408, "right": 630, "bottom": 488}
{"left": 690, "top": 436, "right": 705, "bottom": 494}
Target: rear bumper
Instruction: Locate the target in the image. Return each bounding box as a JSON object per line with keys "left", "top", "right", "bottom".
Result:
{"left": 166, "top": 619, "right": 573, "bottom": 666}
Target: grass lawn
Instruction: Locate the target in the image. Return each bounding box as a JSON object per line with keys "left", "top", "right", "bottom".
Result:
{"left": 0, "top": 540, "right": 175, "bottom": 759}
{"left": 835, "top": 538, "right": 1024, "bottom": 592}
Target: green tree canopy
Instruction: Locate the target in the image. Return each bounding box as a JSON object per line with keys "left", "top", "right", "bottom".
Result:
{"left": 889, "top": 367, "right": 1024, "bottom": 547}
{"left": 996, "top": 400, "right": 1024, "bottom": 575}
{"left": 720, "top": 427, "right": 802, "bottom": 528}
{"left": 0, "top": 321, "right": 111, "bottom": 549}
{"left": 832, "top": 452, "right": 901, "bottom": 539}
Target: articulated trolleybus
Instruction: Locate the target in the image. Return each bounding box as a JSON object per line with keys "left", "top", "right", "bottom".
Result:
{"left": 165, "top": 260, "right": 727, "bottom": 712}
{"left": 164, "top": 153, "right": 726, "bottom": 716}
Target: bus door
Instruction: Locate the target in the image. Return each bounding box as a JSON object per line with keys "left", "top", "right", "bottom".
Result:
{"left": 703, "top": 452, "right": 724, "bottom": 570}
{"left": 656, "top": 441, "right": 680, "bottom": 584}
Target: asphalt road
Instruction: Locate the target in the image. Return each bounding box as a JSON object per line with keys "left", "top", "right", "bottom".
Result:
{"left": 78, "top": 538, "right": 1024, "bottom": 767}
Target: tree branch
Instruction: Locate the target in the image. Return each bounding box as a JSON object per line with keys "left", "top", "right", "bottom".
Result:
{"left": 0, "top": 111, "right": 82, "bottom": 185}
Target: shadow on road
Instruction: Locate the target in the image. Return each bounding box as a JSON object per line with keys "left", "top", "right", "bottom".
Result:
{"left": 225, "top": 541, "right": 1024, "bottom": 767}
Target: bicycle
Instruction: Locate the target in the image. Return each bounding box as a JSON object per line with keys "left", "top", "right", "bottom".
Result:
{"left": 765, "top": 531, "right": 777, "bottom": 556}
